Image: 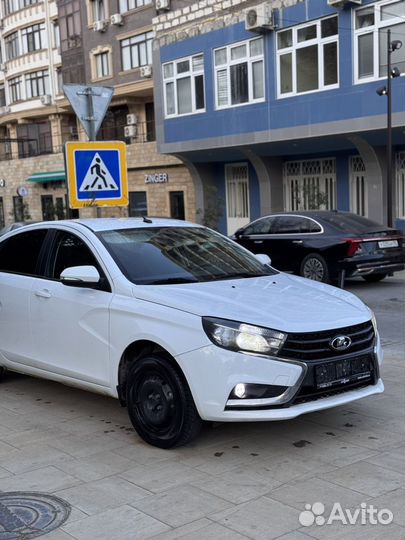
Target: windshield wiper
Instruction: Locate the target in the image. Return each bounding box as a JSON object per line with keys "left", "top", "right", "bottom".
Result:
{"left": 213, "top": 272, "right": 268, "bottom": 281}
{"left": 146, "top": 277, "right": 200, "bottom": 285}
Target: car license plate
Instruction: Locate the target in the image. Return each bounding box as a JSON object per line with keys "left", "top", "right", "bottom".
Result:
{"left": 315, "top": 356, "right": 371, "bottom": 389}
{"left": 378, "top": 240, "right": 398, "bottom": 248}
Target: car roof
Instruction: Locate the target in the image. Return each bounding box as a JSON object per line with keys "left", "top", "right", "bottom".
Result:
{"left": 27, "top": 218, "right": 201, "bottom": 233}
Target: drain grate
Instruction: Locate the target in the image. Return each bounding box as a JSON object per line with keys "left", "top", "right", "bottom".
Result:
{"left": 0, "top": 492, "right": 71, "bottom": 540}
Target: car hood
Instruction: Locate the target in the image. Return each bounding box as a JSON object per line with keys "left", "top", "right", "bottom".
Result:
{"left": 133, "top": 273, "right": 371, "bottom": 332}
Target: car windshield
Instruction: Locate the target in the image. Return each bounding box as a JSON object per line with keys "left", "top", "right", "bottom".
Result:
{"left": 97, "top": 226, "right": 278, "bottom": 285}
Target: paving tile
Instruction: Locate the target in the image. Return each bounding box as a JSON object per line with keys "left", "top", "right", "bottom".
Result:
{"left": 268, "top": 477, "right": 369, "bottom": 513}
{"left": 152, "top": 521, "right": 252, "bottom": 540}
{"left": 364, "top": 447, "right": 405, "bottom": 473}
{"left": 1, "top": 427, "right": 72, "bottom": 449}
{"left": 302, "top": 521, "right": 405, "bottom": 540}
{"left": 210, "top": 496, "right": 300, "bottom": 540}
{"left": 63, "top": 504, "right": 170, "bottom": 540}
{"left": 0, "top": 466, "right": 82, "bottom": 492}
{"left": 55, "top": 450, "right": 137, "bottom": 482}
{"left": 119, "top": 460, "right": 210, "bottom": 493}
{"left": 191, "top": 466, "right": 282, "bottom": 504}
{"left": 47, "top": 432, "right": 127, "bottom": 458}
{"left": 56, "top": 476, "right": 150, "bottom": 515}
{"left": 0, "top": 443, "right": 72, "bottom": 474}
{"left": 364, "top": 488, "right": 405, "bottom": 528}
{"left": 319, "top": 461, "right": 405, "bottom": 498}
{"left": 133, "top": 485, "right": 233, "bottom": 527}
{"left": 115, "top": 442, "right": 172, "bottom": 465}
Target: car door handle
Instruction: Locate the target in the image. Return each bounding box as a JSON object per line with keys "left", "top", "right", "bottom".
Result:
{"left": 254, "top": 240, "right": 264, "bottom": 244}
{"left": 292, "top": 240, "right": 303, "bottom": 244}
{"left": 35, "top": 289, "right": 52, "bottom": 299}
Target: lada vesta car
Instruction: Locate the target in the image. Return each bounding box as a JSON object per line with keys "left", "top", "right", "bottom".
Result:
{"left": 0, "top": 219, "right": 383, "bottom": 447}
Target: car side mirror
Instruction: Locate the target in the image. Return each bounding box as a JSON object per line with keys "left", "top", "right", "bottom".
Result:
{"left": 60, "top": 265, "right": 101, "bottom": 287}
{"left": 255, "top": 253, "right": 272, "bottom": 266}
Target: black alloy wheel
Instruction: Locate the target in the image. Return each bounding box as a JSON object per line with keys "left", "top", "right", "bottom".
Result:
{"left": 126, "top": 354, "right": 202, "bottom": 448}
{"left": 300, "top": 253, "right": 330, "bottom": 283}
{"left": 362, "top": 273, "right": 387, "bottom": 283}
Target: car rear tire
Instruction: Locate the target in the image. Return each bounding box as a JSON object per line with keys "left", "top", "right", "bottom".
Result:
{"left": 362, "top": 273, "right": 387, "bottom": 283}
{"left": 300, "top": 253, "right": 329, "bottom": 283}
{"left": 126, "top": 354, "right": 202, "bottom": 448}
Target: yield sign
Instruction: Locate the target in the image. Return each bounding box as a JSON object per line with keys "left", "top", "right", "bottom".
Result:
{"left": 63, "top": 84, "right": 114, "bottom": 140}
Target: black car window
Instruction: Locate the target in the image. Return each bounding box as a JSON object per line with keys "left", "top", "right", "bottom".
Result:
{"left": 50, "top": 231, "right": 110, "bottom": 292}
{"left": 272, "top": 216, "right": 318, "bottom": 234}
{"left": 243, "top": 217, "right": 275, "bottom": 235}
{"left": 0, "top": 229, "right": 48, "bottom": 276}
{"left": 320, "top": 213, "right": 383, "bottom": 233}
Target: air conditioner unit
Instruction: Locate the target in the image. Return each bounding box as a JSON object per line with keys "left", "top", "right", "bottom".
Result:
{"left": 93, "top": 20, "right": 108, "bottom": 32}
{"left": 245, "top": 4, "right": 275, "bottom": 32}
{"left": 126, "top": 113, "right": 138, "bottom": 125}
{"left": 156, "top": 0, "right": 170, "bottom": 11}
{"left": 327, "top": 0, "right": 362, "bottom": 6}
{"left": 110, "top": 13, "right": 123, "bottom": 25}
{"left": 140, "top": 65, "right": 152, "bottom": 78}
{"left": 124, "top": 125, "right": 137, "bottom": 138}
{"left": 40, "top": 94, "right": 52, "bottom": 106}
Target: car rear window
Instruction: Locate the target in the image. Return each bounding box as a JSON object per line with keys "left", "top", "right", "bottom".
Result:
{"left": 320, "top": 213, "right": 385, "bottom": 233}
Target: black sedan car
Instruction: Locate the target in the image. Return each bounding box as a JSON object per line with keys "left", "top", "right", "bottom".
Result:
{"left": 233, "top": 211, "right": 405, "bottom": 283}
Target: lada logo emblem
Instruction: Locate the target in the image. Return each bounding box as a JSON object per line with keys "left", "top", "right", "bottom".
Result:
{"left": 330, "top": 335, "right": 352, "bottom": 351}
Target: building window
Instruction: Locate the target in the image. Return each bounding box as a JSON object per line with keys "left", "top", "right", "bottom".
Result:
{"left": 163, "top": 54, "right": 205, "bottom": 117}
{"left": 17, "top": 122, "right": 52, "bottom": 158}
{"left": 41, "top": 195, "right": 54, "bottom": 221}
{"left": 9, "top": 76, "right": 22, "bottom": 103}
{"left": 2, "top": 0, "right": 39, "bottom": 15}
{"left": 354, "top": 0, "right": 405, "bottom": 81}
{"left": 5, "top": 32, "right": 20, "bottom": 60}
{"left": 95, "top": 51, "right": 110, "bottom": 78}
{"left": 214, "top": 37, "right": 264, "bottom": 108}
{"left": 129, "top": 191, "right": 147, "bottom": 217}
{"left": 21, "top": 24, "right": 46, "bottom": 54}
{"left": 350, "top": 156, "right": 367, "bottom": 216}
{"left": 92, "top": 0, "right": 106, "bottom": 22}
{"left": 53, "top": 21, "right": 60, "bottom": 49}
{"left": 59, "top": 0, "right": 82, "bottom": 52}
{"left": 25, "top": 70, "right": 50, "bottom": 98}
{"left": 277, "top": 15, "right": 338, "bottom": 96}
{"left": 397, "top": 151, "right": 405, "bottom": 218}
{"left": 0, "top": 197, "right": 4, "bottom": 229}
{"left": 121, "top": 32, "right": 153, "bottom": 71}
{"left": 13, "top": 195, "right": 24, "bottom": 222}
{"left": 283, "top": 158, "right": 336, "bottom": 211}
{"left": 0, "top": 85, "right": 5, "bottom": 107}
{"left": 119, "top": 0, "right": 152, "bottom": 12}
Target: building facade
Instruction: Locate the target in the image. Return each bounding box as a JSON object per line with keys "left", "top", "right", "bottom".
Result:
{"left": 0, "top": 0, "right": 197, "bottom": 228}
{"left": 153, "top": 0, "right": 405, "bottom": 234}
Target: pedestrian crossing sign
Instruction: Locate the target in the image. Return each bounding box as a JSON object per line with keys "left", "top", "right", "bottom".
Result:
{"left": 65, "top": 141, "right": 128, "bottom": 208}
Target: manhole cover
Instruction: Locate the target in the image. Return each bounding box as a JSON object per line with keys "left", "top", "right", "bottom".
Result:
{"left": 0, "top": 492, "right": 71, "bottom": 540}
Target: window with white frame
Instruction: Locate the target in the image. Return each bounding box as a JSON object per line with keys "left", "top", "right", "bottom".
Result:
{"left": 121, "top": 31, "right": 153, "bottom": 71}
{"left": 119, "top": 0, "right": 152, "bottom": 12}
{"left": 91, "top": 0, "right": 106, "bottom": 22}
{"left": 8, "top": 76, "right": 22, "bottom": 103}
{"left": 283, "top": 158, "right": 336, "bottom": 211}
{"left": 354, "top": 0, "right": 405, "bottom": 81}
{"left": 5, "top": 32, "right": 19, "bottom": 60}
{"left": 163, "top": 54, "right": 205, "bottom": 117}
{"left": 350, "top": 156, "right": 367, "bottom": 216}
{"left": 214, "top": 37, "right": 264, "bottom": 108}
{"left": 277, "top": 15, "right": 338, "bottom": 96}
{"left": 25, "top": 70, "right": 50, "bottom": 98}
{"left": 21, "top": 24, "right": 46, "bottom": 54}
{"left": 95, "top": 51, "right": 110, "bottom": 78}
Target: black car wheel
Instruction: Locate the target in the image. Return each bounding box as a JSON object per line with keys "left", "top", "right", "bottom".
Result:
{"left": 300, "top": 253, "right": 329, "bottom": 283}
{"left": 126, "top": 354, "right": 202, "bottom": 448}
{"left": 362, "top": 273, "right": 387, "bottom": 283}
{"left": 0, "top": 367, "right": 5, "bottom": 381}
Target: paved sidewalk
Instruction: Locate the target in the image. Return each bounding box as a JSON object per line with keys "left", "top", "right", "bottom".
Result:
{"left": 0, "top": 274, "right": 404, "bottom": 540}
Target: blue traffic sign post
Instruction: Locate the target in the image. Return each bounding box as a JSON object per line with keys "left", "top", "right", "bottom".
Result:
{"left": 65, "top": 142, "right": 128, "bottom": 209}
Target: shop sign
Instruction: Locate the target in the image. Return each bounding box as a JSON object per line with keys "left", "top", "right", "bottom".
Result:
{"left": 145, "top": 173, "right": 169, "bottom": 184}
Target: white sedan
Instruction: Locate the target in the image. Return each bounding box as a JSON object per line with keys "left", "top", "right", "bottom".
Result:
{"left": 0, "top": 219, "right": 383, "bottom": 448}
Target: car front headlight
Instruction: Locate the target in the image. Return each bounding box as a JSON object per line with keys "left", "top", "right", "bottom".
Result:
{"left": 202, "top": 317, "right": 287, "bottom": 356}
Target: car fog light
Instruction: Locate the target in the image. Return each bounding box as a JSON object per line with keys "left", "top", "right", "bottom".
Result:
{"left": 234, "top": 383, "right": 246, "bottom": 398}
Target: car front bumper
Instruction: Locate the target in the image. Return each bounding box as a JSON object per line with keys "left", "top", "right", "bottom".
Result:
{"left": 176, "top": 334, "right": 383, "bottom": 422}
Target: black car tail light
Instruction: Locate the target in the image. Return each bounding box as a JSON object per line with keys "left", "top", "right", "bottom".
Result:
{"left": 345, "top": 239, "right": 363, "bottom": 257}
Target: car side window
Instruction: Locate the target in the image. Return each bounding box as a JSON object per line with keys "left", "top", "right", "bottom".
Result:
{"left": 0, "top": 229, "right": 48, "bottom": 276}
{"left": 243, "top": 218, "right": 275, "bottom": 235}
{"left": 50, "top": 231, "right": 111, "bottom": 292}
{"left": 273, "top": 216, "right": 321, "bottom": 234}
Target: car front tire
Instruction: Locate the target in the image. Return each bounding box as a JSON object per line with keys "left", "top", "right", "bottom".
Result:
{"left": 300, "top": 253, "right": 330, "bottom": 283}
{"left": 126, "top": 354, "right": 202, "bottom": 448}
